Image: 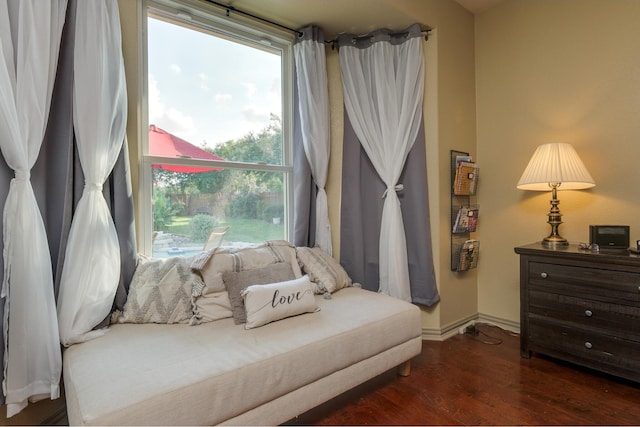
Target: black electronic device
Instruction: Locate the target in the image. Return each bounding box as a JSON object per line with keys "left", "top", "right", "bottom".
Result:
{"left": 589, "top": 225, "right": 630, "bottom": 249}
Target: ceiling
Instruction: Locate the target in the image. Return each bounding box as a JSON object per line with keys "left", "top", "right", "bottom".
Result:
{"left": 455, "top": 0, "right": 505, "bottom": 14}
{"left": 222, "top": 0, "right": 504, "bottom": 39}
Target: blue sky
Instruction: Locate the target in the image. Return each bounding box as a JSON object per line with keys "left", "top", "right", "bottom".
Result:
{"left": 147, "top": 17, "right": 282, "bottom": 150}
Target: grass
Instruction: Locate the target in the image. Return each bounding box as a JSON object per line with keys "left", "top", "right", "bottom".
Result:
{"left": 167, "top": 215, "right": 284, "bottom": 244}
{"left": 166, "top": 216, "right": 191, "bottom": 235}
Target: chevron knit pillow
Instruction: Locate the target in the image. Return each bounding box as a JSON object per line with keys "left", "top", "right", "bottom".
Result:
{"left": 118, "top": 255, "right": 202, "bottom": 324}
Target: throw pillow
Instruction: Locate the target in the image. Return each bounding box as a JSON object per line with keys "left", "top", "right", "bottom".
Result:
{"left": 242, "top": 275, "right": 319, "bottom": 329}
{"left": 189, "top": 277, "right": 233, "bottom": 325}
{"left": 222, "top": 262, "right": 295, "bottom": 325}
{"left": 296, "top": 246, "right": 352, "bottom": 294}
{"left": 191, "top": 240, "right": 302, "bottom": 293}
{"left": 119, "top": 255, "right": 202, "bottom": 324}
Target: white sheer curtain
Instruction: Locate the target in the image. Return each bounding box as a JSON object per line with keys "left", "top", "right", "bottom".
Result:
{"left": 57, "top": 0, "right": 127, "bottom": 346}
{"left": 338, "top": 24, "right": 425, "bottom": 302}
{"left": 294, "top": 27, "right": 332, "bottom": 255}
{"left": 0, "top": 0, "right": 67, "bottom": 417}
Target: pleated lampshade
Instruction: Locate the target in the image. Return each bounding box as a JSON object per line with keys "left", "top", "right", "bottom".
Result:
{"left": 517, "top": 142, "right": 595, "bottom": 191}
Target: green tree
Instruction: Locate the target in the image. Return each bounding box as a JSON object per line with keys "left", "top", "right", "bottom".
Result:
{"left": 153, "top": 116, "right": 284, "bottom": 220}
{"left": 190, "top": 167, "right": 229, "bottom": 195}
{"left": 153, "top": 187, "right": 183, "bottom": 231}
{"left": 216, "top": 115, "right": 281, "bottom": 163}
{"left": 215, "top": 114, "right": 283, "bottom": 193}
{"left": 153, "top": 168, "right": 198, "bottom": 216}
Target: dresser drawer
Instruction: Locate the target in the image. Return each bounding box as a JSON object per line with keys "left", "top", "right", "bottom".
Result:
{"left": 517, "top": 244, "right": 640, "bottom": 382}
{"left": 529, "top": 262, "right": 640, "bottom": 305}
{"left": 529, "top": 317, "right": 640, "bottom": 380}
{"left": 528, "top": 290, "right": 640, "bottom": 340}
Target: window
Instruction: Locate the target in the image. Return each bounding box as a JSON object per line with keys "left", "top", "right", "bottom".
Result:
{"left": 142, "top": 1, "right": 294, "bottom": 257}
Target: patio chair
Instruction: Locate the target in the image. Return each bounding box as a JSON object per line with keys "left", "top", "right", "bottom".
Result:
{"left": 203, "top": 226, "right": 230, "bottom": 252}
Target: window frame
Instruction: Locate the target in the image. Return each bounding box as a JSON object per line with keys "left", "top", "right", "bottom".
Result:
{"left": 139, "top": 0, "right": 295, "bottom": 255}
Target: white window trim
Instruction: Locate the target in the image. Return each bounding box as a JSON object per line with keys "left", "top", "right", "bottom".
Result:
{"left": 139, "top": 0, "right": 295, "bottom": 255}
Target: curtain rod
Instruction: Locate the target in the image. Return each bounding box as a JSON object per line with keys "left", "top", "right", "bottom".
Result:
{"left": 325, "top": 28, "right": 432, "bottom": 48}
{"left": 202, "top": 0, "right": 303, "bottom": 37}
{"left": 199, "top": 1, "right": 430, "bottom": 46}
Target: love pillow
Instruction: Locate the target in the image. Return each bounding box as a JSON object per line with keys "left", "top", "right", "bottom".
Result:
{"left": 242, "top": 275, "right": 319, "bottom": 329}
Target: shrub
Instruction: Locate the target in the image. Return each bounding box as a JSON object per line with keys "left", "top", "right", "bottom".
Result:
{"left": 226, "top": 191, "right": 263, "bottom": 219}
{"left": 190, "top": 214, "right": 218, "bottom": 242}
{"left": 262, "top": 204, "right": 284, "bottom": 221}
{"left": 153, "top": 190, "right": 183, "bottom": 231}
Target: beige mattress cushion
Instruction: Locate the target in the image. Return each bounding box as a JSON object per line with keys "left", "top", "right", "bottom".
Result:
{"left": 63, "top": 287, "right": 421, "bottom": 426}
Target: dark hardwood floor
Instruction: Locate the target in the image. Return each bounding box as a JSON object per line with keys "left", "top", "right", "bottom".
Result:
{"left": 285, "top": 324, "right": 640, "bottom": 426}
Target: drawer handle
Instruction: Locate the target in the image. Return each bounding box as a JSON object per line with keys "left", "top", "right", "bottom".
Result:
{"left": 584, "top": 341, "right": 593, "bottom": 349}
{"left": 540, "top": 272, "right": 548, "bottom": 279}
{"left": 585, "top": 309, "right": 593, "bottom": 317}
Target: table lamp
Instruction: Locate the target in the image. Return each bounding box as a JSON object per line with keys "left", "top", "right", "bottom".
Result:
{"left": 517, "top": 142, "right": 595, "bottom": 247}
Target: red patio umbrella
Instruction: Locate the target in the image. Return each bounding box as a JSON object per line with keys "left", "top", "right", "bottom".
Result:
{"left": 149, "top": 124, "right": 224, "bottom": 173}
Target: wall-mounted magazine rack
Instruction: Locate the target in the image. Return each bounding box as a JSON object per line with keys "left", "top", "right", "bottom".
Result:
{"left": 450, "top": 150, "right": 479, "bottom": 272}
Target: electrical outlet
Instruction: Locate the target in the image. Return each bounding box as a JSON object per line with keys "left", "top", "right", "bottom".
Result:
{"left": 458, "top": 322, "right": 476, "bottom": 334}
{"left": 464, "top": 325, "right": 477, "bottom": 334}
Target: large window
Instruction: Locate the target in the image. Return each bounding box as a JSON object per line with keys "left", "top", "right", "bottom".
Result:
{"left": 142, "top": 1, "right": 293, "bottom": 257}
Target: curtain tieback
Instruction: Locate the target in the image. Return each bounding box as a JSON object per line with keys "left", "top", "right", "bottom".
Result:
{"left": 14, "top": 169, "right": 30, "bottom": 181}
{"left": 382, "top": 184, "right": 404, "bottom": 199}
{"left": 84, "top": 183, "right": 103, "bottom": 193}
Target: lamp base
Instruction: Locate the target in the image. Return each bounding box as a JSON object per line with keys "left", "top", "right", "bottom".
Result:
{"left": 541, "top": 235, "right": 569, "bottom": 248}
{"left": 541, "top": 183, "right": 569, "bottom": 248}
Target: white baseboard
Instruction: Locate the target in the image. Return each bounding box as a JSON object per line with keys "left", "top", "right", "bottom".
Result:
{"left": 421, "top": 313, "right": 520, "bottom": 341}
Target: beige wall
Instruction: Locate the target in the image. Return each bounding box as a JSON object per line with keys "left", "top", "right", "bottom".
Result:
{"left": 420, "top": 1, "right": 478, "bottom": 335}
{"left": 476, "top": 0, "right": 640, "bottom": 324}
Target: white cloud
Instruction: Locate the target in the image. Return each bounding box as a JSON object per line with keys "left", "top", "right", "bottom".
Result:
{"left": 147, "top": 74, "right": 197, "bottom": 138}
{"left": 214, "top": 93, "right": 232, "bottom": 102}
{"left": 267, "top": 77, "right": 282, "bottom": 116}
{"left": 148, "top": 76, "right": 164, "bottom": 125}
{"left": 242, "top": 104, "right": 271, "bottom": 129}
{"left": 169, "top": 64, "right": 181, "bottom": 74}
{"left": 198, "top": 72, "right": 210, "bottom": 91}
{"left": 242, "top": 82, "right": 257, "bottom": 99}
{"left": 164, "top": 108, "right": 196, "bottom": 137}
{"left": 269, "top": 77, "right": 280, "bottom": 95}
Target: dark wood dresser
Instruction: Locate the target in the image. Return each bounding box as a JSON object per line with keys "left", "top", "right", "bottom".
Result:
{"left": 515, "top": 243, "right": 640, "bottom": 382}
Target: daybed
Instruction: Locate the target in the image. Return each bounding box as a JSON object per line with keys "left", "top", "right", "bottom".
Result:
{"left": 63, "top": 241, "right": 422, "bottom": 426}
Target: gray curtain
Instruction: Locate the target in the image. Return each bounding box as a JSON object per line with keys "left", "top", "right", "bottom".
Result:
{"left": 292, "top": 56, "right": 317, "bottom": 247}
{"left": 0, "top": 0, "right": 137, "bottom": 404}
{"left": 340, "top": 111, "right": 439, "bottom": 306}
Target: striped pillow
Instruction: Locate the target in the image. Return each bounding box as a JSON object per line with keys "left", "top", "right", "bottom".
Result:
{"left": 191, "top": 240, "right": 302, "bottom": 294}
{"left": 296, "top": 247, "right": 352, "bottom": 294}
